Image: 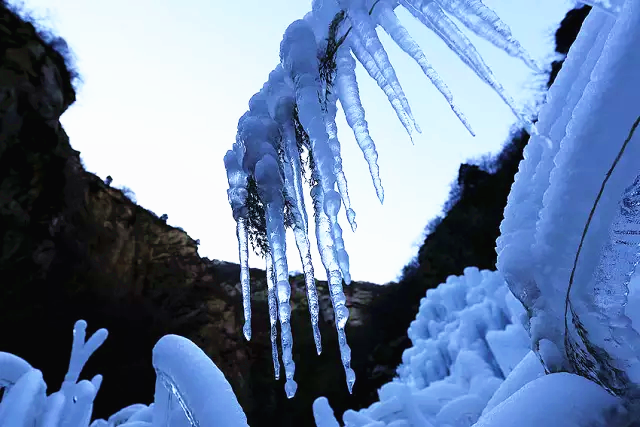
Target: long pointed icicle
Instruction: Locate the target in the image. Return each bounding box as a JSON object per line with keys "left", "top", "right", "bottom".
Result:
{"left": 401, "top": 0, "right": 531, "bottom": 130}
{"left": 237, "top": 218, "right": 251, "bottom": 341}
{"left": 281, "top": 19, "right": 355, "bottom": 381}
{"left": 325, "top": 91, "right": 357, "bottom": 232}
{"left": 347, "top": 1, "right": 421, "bottom": 136}
{"left": 430, "top": 0, "right": 539, "bottom": 69}
{"left": 293, "top": 226, "right": 323, "bottom": 354}
{"left": 224, "top": 149, "right": 252, "bottom": 341}
{"left": 281, "top": 20, "right": 352, "bottom": 286}
{"left": 374, "top": 1, "right": 475, "bottom": 135}
{"left": 335, "top": 47, "right": 385, "bottom": 203}
{"left": 312, "top": 184, "right": 356, "bottom": 392}
{"left": 271, "top": 93, "right": 310, "bottom": 232}
{"left": 255, "top": 154, "right": 297, "bottom": 398}
{"left": 265, "top": 253, "right": 281, "bottom": 379}
{"left": 347, "top": 27, "right": 416, "bottom": 142}
{"left": 325, "top": 189, "right": 352, "bottom": 285}
{"left": 276, "top": 98, "right": 323, "bottom": 354}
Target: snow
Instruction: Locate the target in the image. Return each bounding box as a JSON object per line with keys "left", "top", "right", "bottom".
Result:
{"left": 0, "top": 322, "right": 249, "bottom": 427}
{"left": 151, "top": 335, "right": 248, "bottom": 426}
{"left": 313, "top": 268, "right": 530, "bottom": 427}
{"left": 313, "top": 397, "right": 341, "bottom": 427}
{"left": 474, "top": 373, "right": 624, "bottom": 427}
{"left": 482, "top": 350, "right": 546, "bottom": 414}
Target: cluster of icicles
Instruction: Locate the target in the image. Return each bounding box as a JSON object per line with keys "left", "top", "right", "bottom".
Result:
{"left": 224, "top": 0, "right": 561, "bottom": 397}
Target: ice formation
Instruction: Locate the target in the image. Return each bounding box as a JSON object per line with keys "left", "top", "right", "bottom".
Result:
{"left": 315, "top": 269, "right": 632, "bottom": 426}
{"left": 316, "top": 0, "right": 640, "bottom": 424}
{"left": 580, "top": 0, "right": 625, "bottom": 14}
{"left": 312, "top": 268, "right": 536, "bottom": 427}
{"left": 0, "top": 320, "right": 249, "bottom": 427}
{"left": 225, "top": 0, "right": 535, "bottom": 396}
{"left": 497, "top": 0, "right": 640, "bottom": 396}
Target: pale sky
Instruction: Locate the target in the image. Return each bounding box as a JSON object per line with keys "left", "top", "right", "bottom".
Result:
{"left": 15, "top": 0, "right": 575, "bottom": 284}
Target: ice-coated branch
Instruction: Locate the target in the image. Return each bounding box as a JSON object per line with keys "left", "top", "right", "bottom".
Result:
{"left": 60, "top": 320, "right": 108, "bottom": 423}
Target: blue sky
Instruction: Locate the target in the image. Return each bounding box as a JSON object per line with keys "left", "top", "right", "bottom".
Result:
{"left": 16, "top": 0, "right": 574, "bottom": 284}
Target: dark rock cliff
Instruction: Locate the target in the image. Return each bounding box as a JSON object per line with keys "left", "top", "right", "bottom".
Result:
{"left": 0, "top": 2, "right": 591, "bottom": 426}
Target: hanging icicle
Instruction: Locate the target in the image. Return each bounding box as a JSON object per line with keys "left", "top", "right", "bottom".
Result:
{"left": 224, "top": 0, "right": 537, "bottom": 397}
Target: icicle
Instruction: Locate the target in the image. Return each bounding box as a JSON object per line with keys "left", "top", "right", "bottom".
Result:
{"left": 348, "top": 0, "right": 421, "bottom": 134}
{"left": 237, "top": 218, "right": 251, "bottom": 341}
{"left": 270, "top": 76, "right": 310, "bottom": 233}
{"left": 335, "top": 47, "right": 385, "bottom": 203}
{"left": 312, "top": 184, "right": 356, "bottom": 392}
{"left": 224, "top": 149, "right": 251, "bottom": 341}
{"left": 273, "top": 94, "right": 323, "bottom": 354}
{"left": 326, "top": 91, "right": 358, "bottom": 232}
{"left": 374, "top": 1, "right": 475, "bottom": 135}
{"left": 281, "top": 162, "right": 324, "bottom": 354}
{"left": 400, "top": 0, "right": 531, "bottom": 130}
{"left": 278, "top": 126, "right": 324, "bottom": 351}
{"left": 325, "top": 189, "right": 352, "bottom": 285}
{"left": 266, "top": 254, "right": 282, "bottom": 379}
{"left": 293, "top": 225, "right": 323, "bottom": 354}
{"left": 281, "top": 20, "right": 352, "bottom": 286}
{"left": 346, "top": 9, "right": 418, "bottom": 140}
{"left": 429, "top": 0, "right": 539, "bottom": 69}
{"left": 254, "top": 154, "right": 298, "bottom": 398}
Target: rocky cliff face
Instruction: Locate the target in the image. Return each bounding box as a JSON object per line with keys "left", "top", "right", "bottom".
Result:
{"left": 0, "top": 3, "right": 388, "bottom": 425}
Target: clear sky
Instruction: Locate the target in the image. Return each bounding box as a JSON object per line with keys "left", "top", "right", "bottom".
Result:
{"left": 15, "top": 0, "right": 574, "bottom": 284}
